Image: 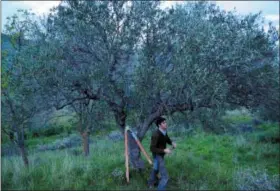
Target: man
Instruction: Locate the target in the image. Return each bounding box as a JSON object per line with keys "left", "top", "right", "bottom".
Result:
{"left": 148, "top": 116, "right": 177, "bottom": 190}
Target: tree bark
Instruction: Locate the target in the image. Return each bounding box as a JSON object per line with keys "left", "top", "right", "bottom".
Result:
{"left": 81, "top": 130, "right": 90, "bottom": 157}
{"left": 114, "top": 110, "right": 126, "bottom": 133}
{"left": 19, "top": 145, "right": 29, "bottom": 167}
{"left": 17, "top": 126, "right": 29, "bottom": 167}
{"left": 127, "top": 131, "right": 145, "bottom": 170}
{"left": 137, "top": 105, "right": 165, "bottom": 141}
{"left": 113, "top": 110, "right": 146, "bottom": 170}
{"left": 125, "top": 115, "right": 160, "bottom": 170}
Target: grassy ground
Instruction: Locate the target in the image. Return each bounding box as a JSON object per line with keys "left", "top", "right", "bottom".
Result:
{"left": 1, "top": 122, "right": 279, "bottom": 190}
{"left": 222, "top": 108, "right": 253, "bottom": 124}
{"left": 25, "top": 135, "right": 61, "bottom": 150}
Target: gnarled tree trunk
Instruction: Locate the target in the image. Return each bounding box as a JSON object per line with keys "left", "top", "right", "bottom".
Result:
{"left": 81, "top": 129, "right": 90, "bottom": 157}
{"left": 114, "top": 110, "right": 126, "bottom": 133}
{"left": 127, "top": 132, "right": 145, "bottom": 170}
{"left": 127, "top": 113, "right": 162, "bottom": 170}
{"left": 114, "top": 110, "right": 146, "bottom": 170}
{"left": 19, "top": 145, "right": 29, "bottom": 167}
{"left": 17, "top": 127, "right": 29, "bottom": 167}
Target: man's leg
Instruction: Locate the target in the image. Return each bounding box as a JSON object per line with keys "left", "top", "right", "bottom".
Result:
{"left": 148, "top": 156, "right": 159, "bottom": 187}
{"left": 157, "top": 156, "right": 169, "bottom": 191}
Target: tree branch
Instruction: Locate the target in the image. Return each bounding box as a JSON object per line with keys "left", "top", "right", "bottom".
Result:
{"left": 55, "top": 96, "right": 89, "bottom": 110}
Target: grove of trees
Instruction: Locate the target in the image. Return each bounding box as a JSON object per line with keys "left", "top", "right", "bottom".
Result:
{"left": 1, "top": 1, "right": 279, "bottom": 168}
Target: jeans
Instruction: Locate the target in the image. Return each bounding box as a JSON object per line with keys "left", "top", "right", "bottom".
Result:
{"left": 148, "top": 155, "right": 169, "bottom": 191}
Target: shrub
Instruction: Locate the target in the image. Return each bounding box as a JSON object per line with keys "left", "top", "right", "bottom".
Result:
{"left": 253, "top": 122, "right": 280, "bottom": 143}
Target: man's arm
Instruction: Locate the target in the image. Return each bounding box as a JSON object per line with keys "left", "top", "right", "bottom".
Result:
{"left": 166, "top": 134, "right": 172, "bottom": 145}
{"left": 167, "top": 134, "right": 177, "bottom": 148}
{"left": 150, "top": 133, "right": 165, "bottom": 154}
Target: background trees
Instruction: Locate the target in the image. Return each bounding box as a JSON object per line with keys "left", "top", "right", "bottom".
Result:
{"left": 1, "top": 10, "right": 50, "bottom": 166}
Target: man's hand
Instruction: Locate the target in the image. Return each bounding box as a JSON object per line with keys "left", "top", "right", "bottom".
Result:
{"left": 164, "top": 148, "right": 172, "bottom": 154}
{"left": 172, "top": 142, "right": 177, "bottom": 149}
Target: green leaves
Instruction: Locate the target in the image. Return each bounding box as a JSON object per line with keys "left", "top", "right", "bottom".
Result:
{"left": 2, "top": 0, "right": 278, "bottom": 142}
{"left": 1, "top": 9, "right": 49, "bottom": 142}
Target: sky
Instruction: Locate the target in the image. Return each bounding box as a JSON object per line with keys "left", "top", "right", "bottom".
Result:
{"left": 1, "top": 1, "right": 279, "bottom": 31}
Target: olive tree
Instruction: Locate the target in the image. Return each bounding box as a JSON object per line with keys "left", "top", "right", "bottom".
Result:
{"left": 133, "top": 2, "right": 279, "bottom": 138}
{"left": 32, "top": 1, "right": 279, "bottom": 168}
{"left": 1, "top": 10, "right": 49, "bottom": 166}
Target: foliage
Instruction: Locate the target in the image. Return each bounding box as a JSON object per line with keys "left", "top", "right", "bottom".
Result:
{"left": 35, "top": 1, "right": 279, "bottom": 138}
{"left": 1, "top": 9, "right": 54, "bottom": 166}
{"left": 251, "top": 122, "right": 280, "bottom": 143}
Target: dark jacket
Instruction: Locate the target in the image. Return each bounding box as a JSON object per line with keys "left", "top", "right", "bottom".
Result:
{"left": 150, "top": 129, "right": 173, "bottom": 158}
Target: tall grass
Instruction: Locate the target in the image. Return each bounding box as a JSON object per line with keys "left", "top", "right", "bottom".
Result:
{"left": 2, "top": 125, "right": 279, "bottom": 190}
